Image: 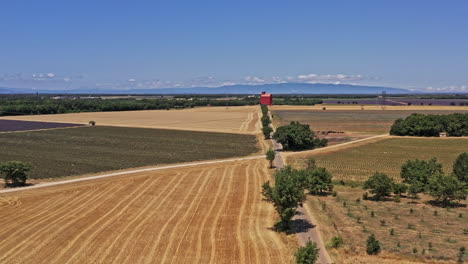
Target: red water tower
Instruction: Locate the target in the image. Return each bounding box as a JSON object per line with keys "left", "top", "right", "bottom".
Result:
{"left": 260, "top": 91, "right": 273, "bottom": 105}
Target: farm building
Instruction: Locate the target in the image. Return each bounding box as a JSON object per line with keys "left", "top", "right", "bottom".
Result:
{"left": 260, "top": 91, "right": 273, "bottom": 105}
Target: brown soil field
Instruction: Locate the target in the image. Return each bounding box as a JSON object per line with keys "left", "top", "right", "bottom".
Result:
{"left": 0, "top": 158, "right": 296, "bottom": 264}
{"left": 0, "top": 105, "right": 261, "bottom": 134}
{"left": 270, "top": 104, "right": 468, "bottom": 111}
{"left": 305, "top": 185, "right": 467, "bottom": 264}
{"left": 272, "top": 108, "right": 468, "bottom": 134}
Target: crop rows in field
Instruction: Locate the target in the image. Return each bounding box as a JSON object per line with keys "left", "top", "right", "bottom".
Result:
{"left": 288, "top": 138, "right": 468, "bottom": 182}
{"left": 0, "top": 126, "right": 258, "bottom": 179}
{"left": 0, "top": 159, "right": 295, "bottom": 264}
{"left": 306, "top": 185, "right": 468, "bottom": 263}
{"left": 0, "top": 119, "right": 83, "bottom": 132}
{"left": 273, "top": 109, "right": 468, "bottom": 134}
{"left": 323, "top": 98, "right": 468, "bottom": 106}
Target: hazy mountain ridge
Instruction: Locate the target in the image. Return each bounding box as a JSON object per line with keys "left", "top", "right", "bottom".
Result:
{"left": 0, "top": 83, "right": 410, "bottom": 95}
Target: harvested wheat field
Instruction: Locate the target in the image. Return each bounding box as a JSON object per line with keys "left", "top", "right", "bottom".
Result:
{"left": 0, "top": 158, "right": 296, "bottom": 264}
{"left": 0, "top": 106, "right": 261, "bottom": 134}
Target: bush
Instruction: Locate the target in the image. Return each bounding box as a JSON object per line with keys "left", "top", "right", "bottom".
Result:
{"left": 0, "top": 161, "right": 32, "bottom": 187}
{"left": 366, "top": 234, "right": 381, "bottom": 255}
{"left": 295, "top": 240, "right": 319, "bottom": 264}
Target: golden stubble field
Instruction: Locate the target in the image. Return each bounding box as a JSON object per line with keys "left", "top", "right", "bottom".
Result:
{"left": 0, "top": 106, "right": 261, "bottom": 134}
{"left": 0, "top": 158, "right": 296, "bottom": 264}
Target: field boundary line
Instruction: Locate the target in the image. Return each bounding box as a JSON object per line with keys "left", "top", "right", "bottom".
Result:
{"left": 0, "top": 155, "right": 265, "bottom": 194}
{"left": 284, "top": 133, "right": 389, "bottom": 157}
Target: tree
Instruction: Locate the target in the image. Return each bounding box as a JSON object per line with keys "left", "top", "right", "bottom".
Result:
{"left": 273, "top": 121, "right": 326, "bottom": 151}
{"left": 265, "top": 149, "right": 276, "bottom": 168}
{"left": 262, "top": 167, "right": 306, "bottom": 231}
{"left": 295, "top": 240, "right": 319, "bottom": 264}
{"left": 0, "top": 161, "right": 32, "bottom": 187}
{"left": 262, "top": 126, "right": 273, "bottom": 139}
{"left": 453, "top": 152, "right": 468, "bottom": 184}
{"left": 363, "top": 172, "right": 394, "bottom": 200}
{"left": 427, "top": 174, "right": 467, "bottom": 205}
{"left": 366, "top": 234, "right": 381, "bottom": 255}
{"left": 400, "top": 158, "right": 443, "bottom": 197}
{"left": 392, "top": 182, "right": 407, "bottom": 195}
{"left": 303, "top": 167, "right": 333, "bottom": 195}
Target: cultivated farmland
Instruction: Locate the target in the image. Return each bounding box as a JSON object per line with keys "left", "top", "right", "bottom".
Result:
{"left": 0, "top": 126, "right": 258, "bottom": 179}
{"left": 273, "top": 108, "right": 468, "bottom": 134}
{"left": 0, "top": 105, "right": 261, "bottom": 134}
{"left": 305, "top": 185, "right": 468, "bottom": 263}
{"left": 0, "top": 119, "right": 83, "bottom": 132}
{"left": 286, "top": 137, "right": 468, "bottom": 182}
{"left": 0, "top": 159, "right": 296, "bottom": 264}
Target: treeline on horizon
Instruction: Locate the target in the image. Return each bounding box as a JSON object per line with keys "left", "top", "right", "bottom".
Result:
{"left": 390, "top": 113, "right": 468, "bottom": 137}
{"left": 0, "top": 96, "right": 323, "bottom": 116}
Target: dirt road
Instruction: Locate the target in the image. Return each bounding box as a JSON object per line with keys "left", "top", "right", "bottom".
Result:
{"left": 268, "top": 111, "right": 332, "bottom": 264}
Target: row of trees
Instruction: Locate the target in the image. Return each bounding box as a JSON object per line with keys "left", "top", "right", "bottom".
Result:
{"left": 0, "top": 97, "right": 260, "bottom": 116}
{"left": 363, "top": 153, "right": 468, "bottom": 206}
{"left": 261, "top": 159, "right": 333, "bottom": 231}
{"left": 390, "top": 113, "right": 468, "bottom": 137}
{"left": 260, "top": 105, "right": 273, "bottom": 139}
{"left": 272, "top": 122, "right": 328, "bottom": 151}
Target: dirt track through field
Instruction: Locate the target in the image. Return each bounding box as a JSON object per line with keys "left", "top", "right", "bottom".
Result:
{"left": 0, "top": 159, "right": 295, "bottom": 264}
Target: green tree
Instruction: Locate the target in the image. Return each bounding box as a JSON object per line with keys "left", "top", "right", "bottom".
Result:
{"left": 262, "top": 126, "right": 273, "bottom": 139}
{"left": 265, "top": 149, "right": 276, "bottom": 168}
{"left": 427, "top": 174, "right": 467, "bottom": 206}
{"left": 366, "top": 234, "right": 381, "bottom": 255}
{"left": 295, "top": 240, "right": 319, "bottom": 264}
{"left": 303, "top": 167, "right": 333, "bottom": 195}
{"left": 273, "top": 121, "right": 326, "bottom": 151}
{"left": 0, "top": 161, "right": 32, "bottom": 187}
{"left": 401, "top": 158, "right": 443, "bottom": 197}
{"left": 453, "top": 152, "right": 468, "bottom": 184}
{"left": 392, "top": 182, "right": 407, "bottom": 195}
{"left": 262, "top": 167, "right": 306, "bottom": 231}
{"left": 363, "top": 172, "right": 394, "bottom": 200}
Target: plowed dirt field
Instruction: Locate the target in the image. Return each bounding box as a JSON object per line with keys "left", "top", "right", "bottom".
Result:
{"left": 0, "top": 158, "right": 295, "bottom": 264}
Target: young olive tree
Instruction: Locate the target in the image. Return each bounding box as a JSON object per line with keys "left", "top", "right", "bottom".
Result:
{"left": 295, "top": 240, "right": 319, "bottom": 264}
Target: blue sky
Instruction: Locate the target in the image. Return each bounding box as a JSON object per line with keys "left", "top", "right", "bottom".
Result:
{"left": 1, "top": 0, "right": 467, "bottom": 92}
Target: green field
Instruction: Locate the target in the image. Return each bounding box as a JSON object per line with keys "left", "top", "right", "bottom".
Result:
{"left": 289, "top": 138, "right": 468, "bottom": 182}
{"left": 273, "top": 109, "right": 468, "bottom": 134}
{"left": 0, "top": 126, "right": 258, "bottom": 179}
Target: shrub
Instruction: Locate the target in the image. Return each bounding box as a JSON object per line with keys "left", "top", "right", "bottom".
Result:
{"left": 390, "top": 228, "right": 395, "bottom": 236}
{"left": 366, "top": 234, "right": 381, "bottom": 255}
{"left": 295, "top": 240, "right": 319, "bottom": 264}
{"left": 380, "top": 220, "right": 386, "bottom": 226}
{"left": 329, "top": 236, "right": 344, "bottom": 249}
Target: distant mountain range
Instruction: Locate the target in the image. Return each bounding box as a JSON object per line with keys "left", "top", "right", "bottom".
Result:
{"left": 0, "top": 83, "right": 412, "bottom": 95}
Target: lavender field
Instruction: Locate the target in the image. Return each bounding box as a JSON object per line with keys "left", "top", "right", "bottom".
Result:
{"left": 0, "top": 119, "right": 83, "bottom": 132}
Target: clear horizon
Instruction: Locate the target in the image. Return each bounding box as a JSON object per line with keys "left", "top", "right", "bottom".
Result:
{"left": 1, "top": 1, "right": 467, "bottom": 93}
